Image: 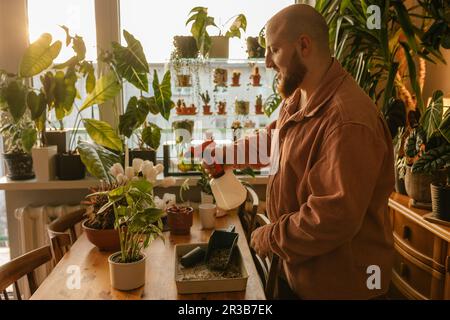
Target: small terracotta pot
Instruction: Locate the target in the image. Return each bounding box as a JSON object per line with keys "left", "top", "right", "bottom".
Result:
{"left": 166, "top": 206, "right": 194, "bottom": 235}
{"left": 82, "top": 220, "right": 121, "bottom": 251}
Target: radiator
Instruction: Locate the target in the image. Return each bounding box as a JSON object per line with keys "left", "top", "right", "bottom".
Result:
{"left": 14, "top": 204, "right": 83, "bottom": 299}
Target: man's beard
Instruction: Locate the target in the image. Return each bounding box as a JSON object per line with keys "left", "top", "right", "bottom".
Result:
{"left": 277, "top": 51, "right": 307, "bottom": 99}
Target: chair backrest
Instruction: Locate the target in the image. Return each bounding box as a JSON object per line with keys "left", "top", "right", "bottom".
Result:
{"left": 238, "top": 186, "right": 259, "bottom": 242}
{"left": 0, "top": 245, "right": 52, "bottom": 300}
{"left": 252, "top": 213, "right": 279, "bottom": 300}
{"left": 47, "top": 209, "right": 85, "bottom": 263}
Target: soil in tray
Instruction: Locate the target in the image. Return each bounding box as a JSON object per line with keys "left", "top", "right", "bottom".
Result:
{"left": 176, "top": 250, "right": 242, "bottom": 281}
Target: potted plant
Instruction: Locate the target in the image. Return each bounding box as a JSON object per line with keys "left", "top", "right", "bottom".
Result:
{"left": 231, "top": 71, "right": 241, "bottom": 87}
{"left": 250, "top": 66, "right": 262, "bottom": 87}
{"left": 166, "top": 178, "right": 193, "bottom": 235}
{"left": 200, "top": 90, "right": 212, "bottom": 115}
{"left": 185, "top": 7, "right": 247, "bottom": 59}
{"left": 173, "top": 36, "right": 199, "bottom": 59}
{"left": 93, "top": 158, "right": 174, "bottom": 290}
{"left": 401, "top": 90, "right": 449, "bottom": 207}
{"left": 246, "top": 37, "right": 265, "bottom": 59}
{"left": 217, "top": 101, "right": 227, "bottom": 115}
{"left": 0, "top": 78, "right": 36, "bottom": 180}
{"left": 235, "top": 99, "right": 249, "bottom": 115}
{"left": 255, "top": 94, "right": 264, "bottom": 115}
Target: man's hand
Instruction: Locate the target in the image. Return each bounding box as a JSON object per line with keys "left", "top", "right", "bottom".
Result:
{"left": 250, "top": 225, "right": 272, "bottom": 258}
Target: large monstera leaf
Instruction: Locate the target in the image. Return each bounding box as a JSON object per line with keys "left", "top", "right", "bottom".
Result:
{"left": 77, "top": 140, "right": 121, "bottom": 184}
{"left": 83, "top": 119, "right": 123, "bottom": 152}
{"left": 19, "top": 33, "right": 62, "bottom": 77}
{"left": 111, "top": 30, "right": 149, "bottom": 92}
{"left": 80, "top": 72, "right": 121, "bottom": 111}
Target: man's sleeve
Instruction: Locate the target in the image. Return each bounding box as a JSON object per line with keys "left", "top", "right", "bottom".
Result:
{"left": 257, "top": 123, "right": 388, "bottom": 265}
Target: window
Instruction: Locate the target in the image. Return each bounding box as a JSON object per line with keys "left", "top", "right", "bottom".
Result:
{"left": 27, "top": 0, "right": 99, "bottom": 132}
{"left": 120, "top": 0, "right": 294, "bottom": 62}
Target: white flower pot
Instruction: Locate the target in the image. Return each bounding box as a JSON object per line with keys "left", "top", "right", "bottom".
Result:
{"left": 31, "top": 146, "right": 57, "bottom": 181}
{"left": 200, "top": 191, "right": 214, "bottom": 204}
{"left": 108, "top": 252, "right": 146, "bottom": 291}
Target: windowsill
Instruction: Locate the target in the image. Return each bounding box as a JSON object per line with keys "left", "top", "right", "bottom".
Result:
{"left": 0, "top": 173, "right": 269, "bottom": 191}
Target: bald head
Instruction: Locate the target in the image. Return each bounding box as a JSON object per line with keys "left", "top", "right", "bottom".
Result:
{"left": 267, "top": 4, "right": 330, "bottom": 55}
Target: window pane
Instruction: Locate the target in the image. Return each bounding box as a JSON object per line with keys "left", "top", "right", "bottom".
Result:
{"left": 27, "top": 0, "right": 99, "bottom": 132}
{"left": 120, "top": 0, "right": 294, "bottom": 62}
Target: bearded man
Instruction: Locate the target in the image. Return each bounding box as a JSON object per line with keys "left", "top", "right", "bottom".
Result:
{"left": 203, "top": 4, "right": 395, "bottom": 300}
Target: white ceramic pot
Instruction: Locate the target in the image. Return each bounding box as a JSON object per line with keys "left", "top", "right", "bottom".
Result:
{"left": 31, "top": 146, "right": 57, "bottom": 181}
{"left": 108, "top": 252, "right": 146, "bottom": 291}
{"left": 200, "top": 191, "right": 214, "bottom": 204}
{"left": 199, "top": 203, "right": 216, "bottom": 229}
{"left": 209, "top": 36, "right": 229, "bottom": 59}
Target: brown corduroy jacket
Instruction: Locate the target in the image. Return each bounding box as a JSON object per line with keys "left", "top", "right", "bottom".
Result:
{"left": 254, "top": 59, "right": 395, "bottom": 299}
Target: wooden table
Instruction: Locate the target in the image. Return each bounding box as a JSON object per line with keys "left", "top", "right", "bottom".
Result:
{"left": 30, "top": 209, "right": 266, "bottom": 300}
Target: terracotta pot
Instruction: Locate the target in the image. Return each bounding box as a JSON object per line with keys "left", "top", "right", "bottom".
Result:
{"left": 209, "top": 36, "right": 229, "bottom": 59}
{"left": 108, "top": 252, "right": 146, "bottom": 291}
{"left": 82, "top": 220, "right": 120, "bottom": 251}
{"left": 404, "top": 166, "right": 446, "bottom": 203}
{"left": 166, "top": 206, "right": 194, "bottom": 235}
{"left": 203, "top": 105, "right": 212, "bottom": 115}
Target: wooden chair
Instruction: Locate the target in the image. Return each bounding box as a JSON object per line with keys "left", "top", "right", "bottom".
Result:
{"left": 47, "top": 209, "right": 85, "bottom": 263}
{"left": 237, "top": 186, "right": 259, "bottom": 242}
{"left": 251, "top": 213, "right": 280, "bottom": 300}
{"left": 0, "top": 245, "right": 52, "bottom": 300}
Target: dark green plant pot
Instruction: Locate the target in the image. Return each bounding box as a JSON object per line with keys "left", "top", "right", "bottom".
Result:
{"left": 56, "top": 153, "right": 86, "bottom": 180}
{"left": 2, "top": 152, "right": 35, "bottom": 180}
{"left": 404, "top": 166, "right": 446, "bottom": 204}
{"left": 129, "top": 149, "right": 156, "bottom": 166}
{"left": 173, "top": 36, "right": 198, "bottom": 59}
{"left": 431, "top": 183, "right": 450, "bottom": 221}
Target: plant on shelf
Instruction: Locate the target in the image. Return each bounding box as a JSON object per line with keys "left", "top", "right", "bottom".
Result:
{"left": 235, "top": 99, "right": 249, "bottom": 115}
{"left": 0, "top": 27, "right": 99, "bottom": 181}
{"left": 231, "top": 70, "right": 241, "bottom": 87}
{"left": 186, "top": 6, "right": 247, "bottom": 58}
{"left": 200, "top": 90, "right": 212, "bottom": 115}
{"left": 217, "top": 100, "right": 227, "bottom": 115}
{"left": 166, "top": 178, "right": 194, "bottom": 235}
{"left": 398, "top": 90, "right": 450, "bottom": 207}
{"left": 247, "top": 27, "right": 266, "bottom": 59}
{"left": 255, "top": 94, "right": 264, "bottom": 115}
{"left": 0, "top": 90, "right": 36, "bottom": 180}
{"left": 92, "top": 158, "right": 174, "bottom": 290}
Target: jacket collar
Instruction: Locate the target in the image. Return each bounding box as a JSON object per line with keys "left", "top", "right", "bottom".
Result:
{"left": 282, "top": 58, "right": 349, "bottom": 123}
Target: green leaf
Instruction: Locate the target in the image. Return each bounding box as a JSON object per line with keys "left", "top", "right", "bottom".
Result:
{"left": 142, "top": 123, "right": 161, "bottom": 150}
{"left": 130, "top": 179, "right": 152, "bottom": 193}
{"left": 225, "top": 14, "right": 247, "bottom": 39}
{"left": 21, "top": 127, "right": 37, "bottom": 153}
{"left": 382, "top": 62, "right": 399, "bottom": 113}
{"left": 439, "top": 108, "right": 450, "bottom": 143}
{"left": 393, "top": 1, "right": 418, "bottom": 53}
{"left": 5, "top": 81, "right": 26, "bottom": 122}
{"left": 421, "top": 90, "right": 443, "bottom": 140}
{"left": 119, "top": 96, "right": 148, "bottom": 138}
{"left": 19, "top": 33, "right": 62, "bottom": 77}
{"left": 77, "top": 140, "right": 121, "bottom": 183}
{"left": 26, "top": 91, "right": 46, "bottom": 120}
{"left": 80, "top": 72, "right": 121, "bottom": 111}
{"left": 152, "top": 70, "right": 174, "bottom": 121}
{"left": 83, "top": 119, "right": 123, "bottom": 152}
{"left": 85, "top": 67, "right": 96, "bottom": 94}
{"left": 111, "top": 30, "right": 149, "bottom": 92}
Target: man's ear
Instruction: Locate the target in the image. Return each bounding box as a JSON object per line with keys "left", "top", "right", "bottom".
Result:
{"left": 296, "top": 34, "right": 312, "bottom": 57}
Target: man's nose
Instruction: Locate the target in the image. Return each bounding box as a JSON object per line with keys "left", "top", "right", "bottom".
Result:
{"left": 265, "top": 52, "right": 274, "bottom": 69}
